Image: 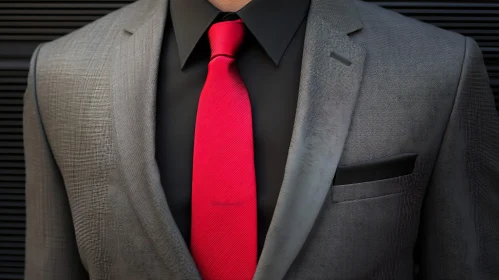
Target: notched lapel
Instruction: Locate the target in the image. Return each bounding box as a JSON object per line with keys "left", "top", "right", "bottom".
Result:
{"left": 254, "top": 2, "right": 366, "bottom": 279}
{"left": 109, "top": 0, "right": 200, "bottom": 278}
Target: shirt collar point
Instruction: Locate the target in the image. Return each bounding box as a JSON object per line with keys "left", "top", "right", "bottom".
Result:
{"left": 269, "top": 51, "right": 282, "bottom": 66}
{"left": 179, "top": 57, "right": 189, "bottom": 70}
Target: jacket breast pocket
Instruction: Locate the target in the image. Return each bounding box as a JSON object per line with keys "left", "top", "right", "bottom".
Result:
{"left": 331, "top": 153, "right": 418, "bottom": 203}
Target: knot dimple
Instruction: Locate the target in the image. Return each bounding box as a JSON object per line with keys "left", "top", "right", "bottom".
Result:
{"left": 208, "top": 19, "right": 245, "bottom": 59}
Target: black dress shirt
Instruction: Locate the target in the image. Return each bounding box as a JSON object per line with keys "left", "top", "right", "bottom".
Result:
{"left": 155, "top": 0, "right": 310, "bottom": 254}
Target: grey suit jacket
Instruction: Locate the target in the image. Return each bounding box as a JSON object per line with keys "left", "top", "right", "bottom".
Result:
{"left": 23, "top": 0, "right": 499, "bottom": 279}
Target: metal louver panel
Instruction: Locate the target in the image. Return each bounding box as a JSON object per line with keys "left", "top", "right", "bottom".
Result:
{"left": 0, "top": 59, "right": 28, "bottom": 279}
{"left": 0, "top": 1, "right": 130, "bottom": 41}
{"left": 0, "top": 1, "right": 498, "bottom": 279}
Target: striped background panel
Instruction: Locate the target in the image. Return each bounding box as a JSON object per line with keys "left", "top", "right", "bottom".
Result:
{"left": 0, "top": 0, "right": 497, "bottom": 279}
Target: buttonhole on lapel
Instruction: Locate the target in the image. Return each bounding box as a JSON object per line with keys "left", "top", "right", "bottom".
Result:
{"left": 330, "top": 51, "right": 352, "bottom": 66}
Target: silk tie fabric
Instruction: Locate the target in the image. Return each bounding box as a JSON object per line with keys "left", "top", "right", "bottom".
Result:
{"left": 191, "top": 19, "right": 257, "bottom": 280}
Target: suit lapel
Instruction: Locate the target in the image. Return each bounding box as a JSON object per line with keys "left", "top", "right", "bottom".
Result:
{"left": 254, "top": 0, "right": 366, "bottom": 279}
{"left": 110, "top": 0, "right": 200, "bottom": 278}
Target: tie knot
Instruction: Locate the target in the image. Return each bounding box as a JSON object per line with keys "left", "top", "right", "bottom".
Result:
{"left": 208, "top": 19, "right": 245, "bottom": 59}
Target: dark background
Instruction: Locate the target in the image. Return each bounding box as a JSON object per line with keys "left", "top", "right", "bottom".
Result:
{"left": 0, "top": 0, "right": 498, "bottom": 279}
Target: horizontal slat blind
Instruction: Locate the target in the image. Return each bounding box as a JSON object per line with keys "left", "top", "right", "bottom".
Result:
{"left": 0, "top": 65, "right": 29, "bottom": 280}
{"left": 0, "top": 1, "right": 497, "bottom": 279}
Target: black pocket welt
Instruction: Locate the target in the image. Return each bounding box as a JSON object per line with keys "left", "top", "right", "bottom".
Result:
{"left": 334, "top": 153, "right": 418, "bottom": 185}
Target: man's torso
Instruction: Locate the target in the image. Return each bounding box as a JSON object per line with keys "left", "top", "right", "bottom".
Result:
{"left": 29, "top": 0, "right": 466, "bottom": 278}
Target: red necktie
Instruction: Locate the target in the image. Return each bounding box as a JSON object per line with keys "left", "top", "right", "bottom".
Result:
{"left": 191, "top": 20, "right": 257, "bottom": 280}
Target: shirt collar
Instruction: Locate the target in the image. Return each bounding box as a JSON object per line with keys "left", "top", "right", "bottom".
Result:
{"left": 170, "top": 0, "right": 310, "bottom": 69}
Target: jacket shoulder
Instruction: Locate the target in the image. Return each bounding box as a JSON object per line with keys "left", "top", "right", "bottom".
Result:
{"left": 31, "top": 0, "right": 154, "bottom": 107}
{"left": 29, "top": 1, "right": 156, "bottom": 136}
{"left": 353, "top": 0, "right": 469, "bottom": 93}
{"left": 354, "top": 0, "right": 466, "bottom": 58}
{"left": 40, "top": 0, "right": 151, "bottom": 55}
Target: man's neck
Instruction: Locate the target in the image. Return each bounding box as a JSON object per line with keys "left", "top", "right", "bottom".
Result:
{"left": 208, "top": 0, "right": 251, "bottom": 12}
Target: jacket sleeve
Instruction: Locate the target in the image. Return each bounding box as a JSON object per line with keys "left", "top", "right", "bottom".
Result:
{"left": 23, "top": 44, "right": 88, "bottom": 279}
{"left": 416, "top": 37, "right": 499, "bottom": 279}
